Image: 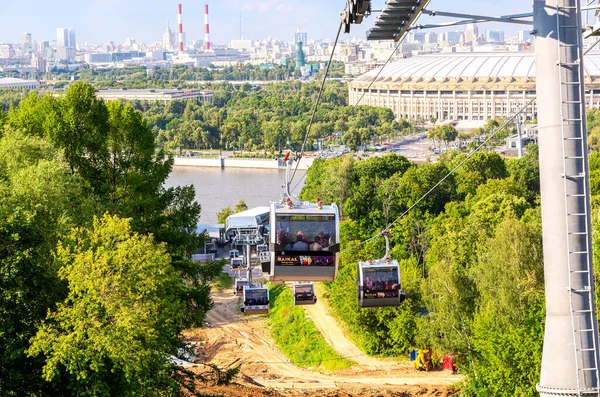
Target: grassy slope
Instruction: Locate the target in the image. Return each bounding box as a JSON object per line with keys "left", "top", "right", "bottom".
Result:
{"left": 268, "top": 284, "right": 354, "bottom": 372}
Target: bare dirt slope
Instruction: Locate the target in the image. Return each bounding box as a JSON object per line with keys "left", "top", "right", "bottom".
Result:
{"left": 184, "top": 289, "right": 459, "bottom": 396}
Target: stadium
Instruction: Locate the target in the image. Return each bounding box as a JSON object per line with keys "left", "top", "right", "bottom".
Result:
{"left": 348, "top": 52, "right": 600, "bottom": 125}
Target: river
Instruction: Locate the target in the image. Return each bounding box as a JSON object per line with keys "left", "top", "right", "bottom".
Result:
{"left": 166, "top": 166, "right": 307, "bottom": 224}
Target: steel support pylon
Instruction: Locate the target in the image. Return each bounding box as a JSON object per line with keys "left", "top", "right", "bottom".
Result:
{"left": 535, "top": 0, "right": 600, "bottom": 395}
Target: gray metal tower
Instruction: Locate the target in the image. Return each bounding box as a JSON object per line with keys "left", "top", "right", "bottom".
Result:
{"left": 534, "top": 0, "right": 600, "bottom": 395}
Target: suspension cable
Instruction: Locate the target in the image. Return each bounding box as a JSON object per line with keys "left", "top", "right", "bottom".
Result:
{"left": 290, "top": 21, "right": 343, "bottom": 185}
{"left": 354, "top": 35, "right": 407, "bottom": 107}
{"left": 342, "top": 97, "right": 537, "bottom": 254}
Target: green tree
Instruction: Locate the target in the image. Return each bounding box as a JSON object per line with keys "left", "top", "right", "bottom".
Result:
{"left": 234, "top": 199, "right": 249, "bottom": 213}
{"left": 28, "top": 214, "right": 187, "bottom": 397}
{"left": 217, "top": 205, "right": 234, "bottom": 224}
{"left": 0, "top": 130, "right": 94, "bottom": 396}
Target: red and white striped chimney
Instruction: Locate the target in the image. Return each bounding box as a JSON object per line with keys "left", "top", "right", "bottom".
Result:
{"left": 204, "top": 4, "right": 211, "bottom": 51}
{"left": 177, "top": 4, "right": 184, "bottom": 52}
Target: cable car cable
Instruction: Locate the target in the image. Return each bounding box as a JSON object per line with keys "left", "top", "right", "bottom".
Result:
{"left": 353, "top": 36, "right": 406, "bottom": 107}
{"left": 342, "top": 97, "right": 537, "bottom": 254}
{"left": 290, "top": 21, "right": 344, "bottom": 185}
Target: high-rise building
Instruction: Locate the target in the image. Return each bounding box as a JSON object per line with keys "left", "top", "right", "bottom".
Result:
{"left": 57, "top": 28, "right": 76, "bottom": 48}
{"left": 465, "top": 23, "right": 479, "bottom": 43}
{"left": 440, "top": 31, "right": 460, "bottom": 45}
{"left": 424, "top": 32, "right": 438, "bottom": 45}
{"left": 56, "top": 28, "right": 69, "bottom": 48}
{"left": 518, "top": 29, "right": 532, "bottom": 43}
{"left": 56, "top": 28, "right": 76, "bottom": 62}
{"left": 488, "top": 30, "right": 505, "bottom": 43}
{"left": 37, "top": 41, "right": 49, "bottom": 53}
{"left": 32, "top": 55, "right": 46, "bottom": 73}
{"left": 21, "top": 32, "right": 32, "bottom": 51}
{"left": 0, "top": 44, "right": 14, "bottom": 58}
{"left": 69, "top": 29, "right": 76, "bottom": 48}
{"left": 295, "top": 26, "right": 307, "bottom": 46}
{"left": 162, "top": 22, "right": 175, "bottom": 51}
{"left": 296, "top": 41, "right": 305, "bottom": 68}
{"left": 409, "top": 31, "right": 425, "bottom": 43}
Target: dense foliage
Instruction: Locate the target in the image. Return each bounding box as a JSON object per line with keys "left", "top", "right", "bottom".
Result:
{"left": 1, "top": 79, "right": 413, "bottom": 155}
{"left": 301, "top": 148, "right": 548, "bottom": 396}
{"left": 0, "top": 82, "right": 218, "bottom": 396}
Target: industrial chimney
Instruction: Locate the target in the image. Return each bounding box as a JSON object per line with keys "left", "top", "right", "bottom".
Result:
{"left": 177, "top": 4, "right": 184, "bottom": 52}
{"left": 204, "top": 4, "right": 211, "bottom": 51}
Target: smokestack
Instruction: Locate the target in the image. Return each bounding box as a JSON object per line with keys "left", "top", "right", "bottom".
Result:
{"left": 204, "top": 4, "right": 211, "bottom": 51}
{"left": 177, "top": 4, "right": 184, "bottom": 52}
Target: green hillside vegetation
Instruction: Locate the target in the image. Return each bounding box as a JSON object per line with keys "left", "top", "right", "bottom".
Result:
{"left": 300, "top": 149, "right": 548, "bottom": 396}
{"left": 268, "top": 284, "right": 354, "bottom": 371}
{"left": 0, "top": 82, "right": 223, "bottom": 396}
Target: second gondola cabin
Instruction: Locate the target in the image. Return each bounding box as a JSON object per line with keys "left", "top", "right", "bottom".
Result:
{"left": 231, "top": 257, "right": 246, "bottom": 269}
{"left": 234, "top": 278, "right": 249, "bottom": 297}
{"left": 241, "top": 285, "right": 270, "bottom": 315}
{"left": 293, "top": 282, "right": 317, "bottom": 305}
{"left": 269, "top": 201, "right": 340, "bottom": 282}
{"left": 357, "top": 259, "right": 405, "bottom": 307}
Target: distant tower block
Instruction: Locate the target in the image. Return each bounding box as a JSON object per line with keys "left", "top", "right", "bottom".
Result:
{"left": 205, "top": 4, "right": 211, "bottom": 51}
{"left": 177, "top": 4, "right": 184, "bottom": 52}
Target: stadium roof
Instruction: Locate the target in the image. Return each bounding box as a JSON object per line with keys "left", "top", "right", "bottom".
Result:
{"left": 352, "top": 52, "right": 600, "bottom": 83}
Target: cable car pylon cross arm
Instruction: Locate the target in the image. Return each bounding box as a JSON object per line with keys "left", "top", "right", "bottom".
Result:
{"left": 341, "top": 0, "right": 372, "bottom": 33}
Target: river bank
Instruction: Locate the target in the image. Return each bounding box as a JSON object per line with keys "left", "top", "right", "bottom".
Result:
{"left": 174, "top": 156, "right": 314, "bottom": 170}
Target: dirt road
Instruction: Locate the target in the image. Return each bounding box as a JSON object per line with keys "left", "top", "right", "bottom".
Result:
{"left": 184, "top": 289, "right": 459, "bottom": 396}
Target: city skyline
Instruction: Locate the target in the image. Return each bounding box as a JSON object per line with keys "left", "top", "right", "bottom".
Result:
{"left": 0, "top": 0, "right": 529, "bottom": 45}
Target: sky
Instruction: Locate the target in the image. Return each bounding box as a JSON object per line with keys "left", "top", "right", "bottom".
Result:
{"left": 0, "top": 0, "right": 530, "bottom": 46}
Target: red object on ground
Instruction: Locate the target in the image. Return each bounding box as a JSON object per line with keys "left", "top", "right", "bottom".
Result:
{"left": 442, "top": 355, "right": 456, "bottom": 373}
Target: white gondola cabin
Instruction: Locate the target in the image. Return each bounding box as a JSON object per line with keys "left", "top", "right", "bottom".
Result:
{"left": 257, "top": 244, "right": 271, "bottom": 263}
{"left": 357, "top": 259, "right": 405, "bottom": 307}
{"left": 293, "top": 282, "right": 317, "bottom": 305}
{"left": 241, "top": 285, "right": 270, "bottom": 315}
{"left": 234, "top": 278, "right": 249, "bottom": 297}
{"left": 230, "top": 257, "right": 246, "bottom": 269}
{"left": 269, "top": 201, "right": 339, "bottom": 282}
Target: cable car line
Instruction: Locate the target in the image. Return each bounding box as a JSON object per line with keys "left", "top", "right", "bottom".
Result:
{"left": 290, "top": 21, "right": 344, "bottom": 185}
{"left": 342, "top": 97, "right": 538, "bottom": 254}
{"left": 354, "top": 37, "right": 406, "bottom": 108}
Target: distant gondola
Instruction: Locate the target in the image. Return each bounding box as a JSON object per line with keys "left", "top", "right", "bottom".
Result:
{"left": 241, "top": 285, "right": 270, "bottom": 315}
{"left": 234, "top": 278, "right": 249, "bottom": 297}
{"left": 293, "top": 282, "right": 317, "bottom": 305}
{"left": 231, "top": 257, "right": 246, "bottom": 269}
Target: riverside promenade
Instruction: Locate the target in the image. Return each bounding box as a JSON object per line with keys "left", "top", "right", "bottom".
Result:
{"left": 173, "top": 155, "right": 314, "bottom": 170}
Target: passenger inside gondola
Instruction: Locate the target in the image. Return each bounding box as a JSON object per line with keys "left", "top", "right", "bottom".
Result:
{"left": 310, "top": 235, "right": 323, "bottom": 251}
{"left": 277, "top": 229, "right": 293, "bottom": 250}
{"left": 293, "top": 231, "right": 309, "bottom": 250}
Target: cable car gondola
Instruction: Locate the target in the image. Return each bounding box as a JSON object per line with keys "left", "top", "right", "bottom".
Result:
{"left": 357, "top": 259, "right": 405, "bottom": 307}
{"left": 357, "top": 232, "right": 405, "bottom": 307}
{"left": 241, "top": 285, "right": 270, "bottom": 315}
{"left": 231, "top": 257, "right": 246, "bottom": 269}
{"left": 270, "top": 155, "right": 340, "bottom": 282}
{"left": 258, "top": 244, "right": 271, "bottom": 274}
{"left": 234, "top": 278, "right": 249, "bottom": 297}
{"left": 270, "top": 199, "right": 340, "bottom": 282}
{"left": 293, "top": 282, "right": 317, "bottom": 305}
{"left": 257, "top": 244, "right": 271, "bottom": 263}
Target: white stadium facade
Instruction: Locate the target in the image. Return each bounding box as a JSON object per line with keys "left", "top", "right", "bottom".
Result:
{"left": 348, "top": 52, "right": 600, "bottom": 124}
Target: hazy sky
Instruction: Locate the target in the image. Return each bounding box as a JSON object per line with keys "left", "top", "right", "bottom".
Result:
{"left": 0, "top": 0, "right": 530, "bottom": 45}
